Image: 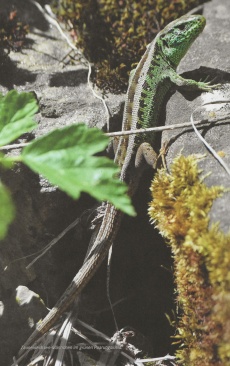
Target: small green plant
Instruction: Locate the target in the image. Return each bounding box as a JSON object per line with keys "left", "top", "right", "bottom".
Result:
{"left": 0, "top": 90, "right": 135, "bottom": 239}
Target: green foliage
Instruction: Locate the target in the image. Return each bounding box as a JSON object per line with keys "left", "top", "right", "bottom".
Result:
{"left": 22, "top": 124, "right": 135, "bottom": 216}
{"left": 0, "top": 90, "right": 38, "bottom": 146}
{"left": 51, "top": 0, "right": 208, "bottom": 91}
{"left": 0, "top": 182, "right": 15, "bottom": 239}
{"left": 0, "top": 90, "right": 135, "bottom": 239}
{"left": 0, "top": 90, "right": 38, "bottom": 239}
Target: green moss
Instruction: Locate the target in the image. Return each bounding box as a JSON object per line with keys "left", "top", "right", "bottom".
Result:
{"left": 51, "top": 0, "right": 208, "bottom": 92}
{"left": 149, "top": 155, "right": 230, "bottom": 366}
{"left": 0, "top": 10, "right": 28, "bottom": 59}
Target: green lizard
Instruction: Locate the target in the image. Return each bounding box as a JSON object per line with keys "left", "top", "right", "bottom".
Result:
{"left": 16, "top": 14, "right": 218, "bottom": 363}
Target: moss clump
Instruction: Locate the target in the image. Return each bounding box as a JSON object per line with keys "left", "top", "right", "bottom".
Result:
{"left": 149, "top": 155, "right": 230, "bottom": 366}
{"left": 51, "top": 0, "right": 208, "bottom": 92}
{"left": 0, "top": 10, "right": 28, "bottom": 59}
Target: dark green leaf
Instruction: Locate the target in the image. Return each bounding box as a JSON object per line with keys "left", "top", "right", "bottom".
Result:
{"left": 0, "top": 152, "right": 16, "bottom": 168}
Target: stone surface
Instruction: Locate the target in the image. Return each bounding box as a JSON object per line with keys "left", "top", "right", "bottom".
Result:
{"left": 0, "top": 286, "right": 47, "bottom": 366}
{"left": 0, "top": 2, "right": 120, "bottom": 364}
{"left": 0, "top": 0, "right": 229, "bottom": 365}
{"left": 163, "top": 0, "right": 230, "bottom": 233}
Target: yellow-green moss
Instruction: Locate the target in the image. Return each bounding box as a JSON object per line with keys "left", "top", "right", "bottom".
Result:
{"left": 51, "top": 0, "right": 208, "bottom": 92}
{"left": 149, "top": 155, "right": 230, "bottom": 366}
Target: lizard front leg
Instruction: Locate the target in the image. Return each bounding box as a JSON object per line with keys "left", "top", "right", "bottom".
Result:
{"left": 169, "top": 70, "right": 220, "bottom": 92}
{"left": 135, "top": 142, "right": 158, "bottom": 169}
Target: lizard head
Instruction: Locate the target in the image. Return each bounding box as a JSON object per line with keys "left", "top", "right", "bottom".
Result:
{"left": 157, "top": 14, "right": 206, "bottom": 67}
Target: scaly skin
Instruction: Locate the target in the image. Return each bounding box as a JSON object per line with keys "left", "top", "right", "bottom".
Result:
{"left": 16, "top": 14, "right": 218, "bottom": 363}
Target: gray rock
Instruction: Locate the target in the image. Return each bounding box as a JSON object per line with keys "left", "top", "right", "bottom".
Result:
{"left": 0, "top": 286, "right": 47, "bottom": 366}
{"left": 163, "top": 0, "right": 230, "bottom": 233}
{"left": 0, "top": 0, "right": 124, "bottom": 292}
{"left": 0, "top": 1, "right": 125, "bottom": 364}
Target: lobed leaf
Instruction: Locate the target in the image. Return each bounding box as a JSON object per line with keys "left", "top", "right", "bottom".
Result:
{"left": 22, "top": 124, "right": 135, "bottom": 216}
